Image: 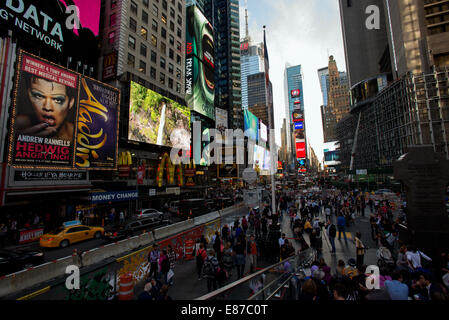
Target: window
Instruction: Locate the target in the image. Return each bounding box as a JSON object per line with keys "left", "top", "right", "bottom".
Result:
{"left": 178, "top": 3, "right": 182, "bottom": 12}
{"left": 177, "top": 27, "right": 181, "bottom": 37}
{"left": 143, "top": 0, "right": 149, "bottom": 7}
{"left": 142, "top": 10, "right": 148, "bottom": 24}
{"left": 170, "top": 7, "right": 175, "bottom": 18}
{"left": 160, "top": 57, "right": 166, "bottom": 69}
{"left": 111, "top": 0, "right": 117, "bottom": 9}
{"left": 161, "top": 13, "right": 167, "bottom": 24}
{"left": 140, "top": 43, "right": 147, "bottom": 57}
{"left": 150, "top": 67, "right": 156, "bottom": 79}
{"left": 168, "top": 63, "right": 174, "bottom": 74}
{"left": 160, "top": 42, "right": 166, "bottom": 54}
{"left": 152, "top": 19, "right": 158, "bottom": 32}
{"left": 176, "top": 82, "right": 181, "bottom": 93}
{"left": 108, "top": 31, "right": 115, "bottom": 44}
{"left": 151, "top": 35, "right": 157, "bottom": 47}
{"left": 168, "top": 77, "right": 173, "bottom": 89}
{"left": 151, "top": 50, "right": 157, "bottom": 63}
{"left": 177, "top": 15, "right": 182, "bottom": 25}
{"left": 169, "top": 35, "right": 174, "bottom": 45}
{"left": 160, "top": 72, "right": 165, "bottom": 85}
{"left": 129, "top": 17, "right": 137, "bottom": 32}
{"left": 141, "top": 27, "right": 148, "bottom": 40}
{"left": 176, "top": 68, "right": 181, "bottom": 79}
{"left": 169, "top": 48, "right": 174, "bottom": 60}
{"left": 161, "top": 27, "right": 166, "bottom": 39}
{"left": 152, "top": 4, "right": 158, "bottom": 16}
{"left": 176, "top": 54, "right": 181, "bottom": 65}
{"left": 128, "top": 35, "right": 136, "bottom": 50}
{"left": 139, "top": 60, "right": 146, "bottom": 73}
{"left": 130, "top": 1, "right": 137, "bottom": 15}
{"left": 170, "top": 21, "right": 175, "bottom": 32}
{"left": 110, "top": 13, "right": 117, "bottom": 26}
{"left": 162, "top": 0, "right": 167, "bottom": 10}
{"left": 128, "top": 53, "right": 135, "bottom": 67}
{"left": 176, "top": 41, "right": 181, "bottom": 52}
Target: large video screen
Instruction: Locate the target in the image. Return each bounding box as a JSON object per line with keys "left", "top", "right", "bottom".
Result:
{"left": 8, "top": 51, "right": 120, "bottom": 169}
{"left": 253, "top": 145, "right": 265, "bottom": 169}
{"left": 260, "top": 121, "right": 268, "bottom": 142}
{"left": 244, "top": 109, "right": 259, "bottom": 141}
{"left": 129, "top": 81, "right": 191, "bottom": 149}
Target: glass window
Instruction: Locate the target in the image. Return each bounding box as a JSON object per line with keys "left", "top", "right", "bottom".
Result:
{"left": 176, "top": 41, "right": 181, "bottom": 52}
{"left": 160, "top": 57, "right": 166, "bottom": 69}
{"left": 152, "top": 19, "right": 158, "bottom": 32}
{"left": 130, "top": 1, "right": 137, "bottom": 15}
{"left": 141, "top": 27, "right": 148, "bottom": 40}
{"left": 162, "top": 0, "right": 167, "bottom": 10}
{"left": 108, "top": 31, "right": 115, "bottom": 44}
{"left": 169, "top": 35, "right": 174, "bottom": 45}
{"left": 177, "top": 15, "right": 182, "bottom": 25}
{"left": 161, "top": 13, "right": 167, "bottom": 24}
{"left": 142, "top": 10, "right": 148, "bottom": 24}
{"left": 161, "top": 27, "right": 167, "bottom": 39}
{"left": 170, "top": 7, "right": 175, "bottom": 18}
{"left": 168, "top": 63, "right": 174, "bottom": 74}
{"left": 176, "top": 68, "right": 181, "bottom": 79}
{"left": 150, "top": 67, "right": 156, "bottom": 79}
{"left": 128, "top": 35, "right": 136, "bottom": 50}
{"left": 140, "top": 43, "right": 147, "bottom": 57}
{"left": 151, "top": 50, "right": 157, "bottom": 63}
{"left": 128, "top": 53, "right": 135, "bottom": 67}
{"left": 143, "top": 0, "right": 149, "bottom": 7}
{"left": 178, "top": 2, "right": 182, "bottom": 12}
{"left": 176, "top": 82, "right": 181, "bottom": 93}
{"left": 139, "top": 60, "right": 146, "bottom": 73}
{"left": 169, "top": 48, "right": 174, "bottom": 60}
{"left": 160, "top": 72, "right": 165, "bottom": 85}
{"left": 129, "top": 17, "right": 137, "bottom": 32}
{"left": 111, "top": 0, "right": 117, "bottom": 9}
{"left": 168, "top": 77, "right": 173, "bottom": 89}
{"left": 160, "top": 42, "right": 166, "bottom": 54}
{"left": 177, "top": 27, "right": 181, "bottom": 38}
{"left": 151, "top": 35, "right": 157, "bottom": 47}
{"left": 170, "top": 21, "right": 175, "bottom": 32}
{"left": 152, "top": 4, "right": 158, "bottom": 16}
{"left": 110, "top": 13, "right": 117, "bottom": 26}
{"left": 176, "top": 54, "right": 181, "bottom": 65}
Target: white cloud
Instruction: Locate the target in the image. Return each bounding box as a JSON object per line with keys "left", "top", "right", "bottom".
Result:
{"left": 240, "top": 0, "right": 347, "bottom": 164}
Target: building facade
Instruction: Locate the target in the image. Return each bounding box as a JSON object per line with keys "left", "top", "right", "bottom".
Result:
{"left": 240, "top": 42, "right": 264, "bottom": 109}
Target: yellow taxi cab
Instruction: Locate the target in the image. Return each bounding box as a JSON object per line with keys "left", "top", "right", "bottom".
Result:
{"left": 40, "top": 221, "right": 104, "bottom": 248}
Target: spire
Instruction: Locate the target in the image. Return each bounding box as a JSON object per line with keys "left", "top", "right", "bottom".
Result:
{"left": 245, "top": 9, "right": 249, "bottom": 39}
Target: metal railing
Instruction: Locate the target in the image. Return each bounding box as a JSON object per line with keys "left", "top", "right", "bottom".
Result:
{"left": 196, "top": 248, "right": 316, "bottom": 301}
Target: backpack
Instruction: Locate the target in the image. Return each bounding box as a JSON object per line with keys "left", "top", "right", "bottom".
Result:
{"left": 203, "top": 257, "right": 217, "bottom": 277}
{"left": 196, "top": 249, "right": 205, "bottom": 265}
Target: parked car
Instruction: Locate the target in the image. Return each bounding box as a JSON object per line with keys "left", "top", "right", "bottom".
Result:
{"left": 0, "top": 248, "right": 45, "bottom": 276}
{"left": 168, "top": 201, "right": 180, "bottom": 216}
{"left": 135, "top": 208, "right": 164, "bottom": 221}
{"left": 104, "top": 216, "right": 168, "bottom": 241}
{"left": 40, "top": 223, "right": 104, "bottom": 248}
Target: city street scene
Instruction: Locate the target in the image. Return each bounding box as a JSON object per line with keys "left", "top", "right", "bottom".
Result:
{"left": 0, "top": 0, "right": 449, "bottom": 306}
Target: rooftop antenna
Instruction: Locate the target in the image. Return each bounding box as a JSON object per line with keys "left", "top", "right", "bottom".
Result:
{"left": 245, "top": 8, "right": 249, "bottom": 40}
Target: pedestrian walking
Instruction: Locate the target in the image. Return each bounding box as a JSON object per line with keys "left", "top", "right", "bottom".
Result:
{"left": 203, "top": 249, "right": 219, "bottom": 293}
{"left": 354, "top": 232, "right": 365, "bottom": 270}
{"left": 196, "top": 243, "right": 207, "bottom": 280}
{"left": 326, "top": 220, "right": 337, "bottom": 254}
{"left": 233, "top": 237, "right": 246, "bottom": 279}
{"left": 222, "top": 242, "right": 234, "bottom": 278}
{"left": 148, "top": 245, "right": 160, "bottom": 280}
{"left": 247, "top": 235, "right": 259, "bottom": 273}
{"left": 159, "top": 249, "right": 170, "bottom": 284}
{"left": 337, "top": 214, "right": 347, "bottom": 241}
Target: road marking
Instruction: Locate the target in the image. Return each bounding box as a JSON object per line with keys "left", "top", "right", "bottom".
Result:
{"left": 17, "top": 286, "right": 50, "bottom": 300}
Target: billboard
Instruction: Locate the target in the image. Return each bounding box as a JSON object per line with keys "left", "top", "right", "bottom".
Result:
{"left": 215, "top": 108, "right": 227, "bottom": 135}
{"left": 185, "top": 5, "right": 215, "bottom": 120}
{"left": 294, "top": 122, "right": 304, "bottom": 130}
{"left": 8, "top": 51, "right": 120, "bottom": 169}
{"left": 263, "top": 149, "right": 270, "bottom": 171}
{"left": 295, "top": 140, "right": 306, "bottom": 159}
{"left": 102, "top": 51, "right": 117, "bottom": 82}
{"left": 260, "top": 121, "right": 268, "bottom": 142}
{"left": 253, "top": 145, "right": 264, "bottom": 169}
{"left": 291, "top": 89, "right": 300, "bottom": 98}
{"left": 129, "top": 81, "right": 191, "bottom": 149}
{"left": 244, "top": 109, "right": 259, "bottom": 141}
{"left": 292, "top": 111, "right": 303, "bottom": 123}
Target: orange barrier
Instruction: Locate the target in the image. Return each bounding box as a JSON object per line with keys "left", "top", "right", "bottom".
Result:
{"left": 118, "top": 273, "right": 134, "bottom": 300}
{"left": 184, "top": 239, "right": 195, "bottom": 260}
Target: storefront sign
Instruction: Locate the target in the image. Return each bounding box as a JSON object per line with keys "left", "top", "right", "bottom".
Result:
{"left": 166, "top": 187, "right": 180, "bottom": 195}
{"left": 89, "top": 190, "right": 138, "bottom": 204}
{"left": 14, "top": 169, "right": 87, "bottom": 182}
{"left": 19, "top": 228, "right": 44, "bottom": 244}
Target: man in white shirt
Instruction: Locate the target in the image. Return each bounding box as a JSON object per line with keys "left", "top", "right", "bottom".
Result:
{"left": 406, "top": 247, "right": 432, "bottom": 271}
{"left": 278, "top": 233, "right": 286, "bottom": 247}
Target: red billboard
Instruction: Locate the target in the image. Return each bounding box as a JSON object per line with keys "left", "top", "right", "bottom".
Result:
{"left": 292, "top": 112, "right": 303, "bottom": 123}
{"left": 291, "top": 89, "right": 300, "bottom": 98}
{"left": 295, "top": 141, "right": 306, "bottom": 159}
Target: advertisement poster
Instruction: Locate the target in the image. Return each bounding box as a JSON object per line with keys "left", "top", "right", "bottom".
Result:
{"left": 263, "top": 148, "right": 271, "bottom": 171}
{"left": 76, "top": 77, "right": 120, "bottom": 169}
{"left": 253, "top": 145, "right": 264, "bottom": 169}
{"left": 296, "top": 140, "right": 306, "bottom": 159}
{"left": 9, "top": 52, "right": 79, "bottom": 168}
{"left": 129, "top": 81, "right": 191, "bottom": 149}
{"left": 185, "top": 5, "right": 215, "bottom": 121}
{"left": 260, "top": 121, "right": 268, "bottom": 142}
{"left": 216, "top": 108, "right": 228, "bottom": 134}
{"left": 244, "top": 109, "right": 259, "bottom": 141}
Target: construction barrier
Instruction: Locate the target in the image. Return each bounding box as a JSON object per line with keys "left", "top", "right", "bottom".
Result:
{"left": 118, "top": 273, "right": 134, "bottom": 300}
{"left": 184, "top": 239, "right": 195, "bottom": 260}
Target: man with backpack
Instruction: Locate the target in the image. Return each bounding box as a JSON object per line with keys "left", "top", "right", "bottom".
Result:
{"left": 196, "top": 243, "right": 207, "bottom": 280}
{"left": 148, "top": 245, "right": 160, "bottom": 280}
{"left": 203, "top": 249, "right": 219, "bottom": 293}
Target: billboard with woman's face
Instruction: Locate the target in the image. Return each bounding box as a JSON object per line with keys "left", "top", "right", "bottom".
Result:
{"left": 128, "top": 81, "right": 191, "bottom": 150}
{"left": 9, "top": 53, "right": 79, "bottom": 167}
{"left": 8, "top": 51, "right": 120, "bottom": 169}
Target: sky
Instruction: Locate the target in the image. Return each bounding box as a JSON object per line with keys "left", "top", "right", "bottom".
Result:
{"left": 239, "top": 0, "right": 347, "bottom": 165}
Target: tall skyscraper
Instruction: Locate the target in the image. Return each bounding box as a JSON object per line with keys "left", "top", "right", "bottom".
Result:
{"left": 240, "top": 43, "right": 264, "bottom": 109}
{"left": 317, "top": 67, "right": 330, "bottom": 107}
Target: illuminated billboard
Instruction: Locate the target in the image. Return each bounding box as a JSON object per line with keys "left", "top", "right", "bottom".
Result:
{"left": 291, "top": 89, "right": 300, "bottom": 98}
{"left": 263, "top": 149, "right": 270, "bottom": 171}
{"left": 292, "top": 111, "right": 303, "bottom": 122}
{"left": 216, "top": 108, "right": 227, "bottom": 134}
{"left": 294, "top": 122, "right": 304, "bottom": 130}
{"left": 8, "top": 51, "right": 120, "bottom": 170}
{"left": 244, "top": 109, "right": 259, "bottom": 141}
{"left": 260, "top": 121, "right": 268, "bottom": 142}
{"left": 253, "top": 145, "right": 265, "bottom": 169}
{"left": 128, "top": 81, "right": 191, "bottom": 149}
{"left": 295, "top": 140, "right": 306, "bottom": 159}
{"left": 186, "top": 5, "right": 214, "bottom": 68}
